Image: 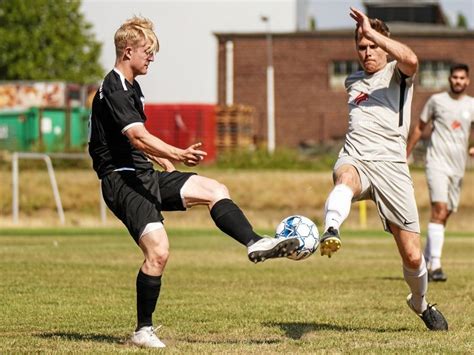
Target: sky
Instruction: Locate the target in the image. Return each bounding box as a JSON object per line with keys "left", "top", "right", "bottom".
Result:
{"left": 81, "top": 0, "right": 474, "bottom": 104}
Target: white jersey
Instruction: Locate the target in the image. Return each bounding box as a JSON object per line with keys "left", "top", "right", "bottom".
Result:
{"left": 421, "top": 92, "right": 474, "bottom": 176}
{"left": 340, "top": 61, "right": 414, "bottom": 162}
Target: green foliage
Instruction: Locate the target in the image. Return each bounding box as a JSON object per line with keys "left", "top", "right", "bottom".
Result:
{"left": 0, "top": 0, "right": 103, "bottom": 83}
{"left": 215, "top": 147, "right": 338, "bottom": 170}
{"left": 309, "top": 16, "right": 316, "bottom": 30}
{"left": 456, "top": 12, "right": 468, "bottom": 29}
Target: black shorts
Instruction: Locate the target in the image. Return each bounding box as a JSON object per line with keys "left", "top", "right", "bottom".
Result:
{"left": 101, "top": 169, "right": 195, "bottom": 243}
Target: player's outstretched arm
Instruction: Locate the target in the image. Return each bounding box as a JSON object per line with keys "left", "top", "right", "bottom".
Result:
{"left": 350, "top": 7, "right": 418, "bottom": 76}
{"left": 125, "top": 124, "right": 207, "bottom": 166}
{"left": 406, "top": 120, "right": 427, "bottom": 158}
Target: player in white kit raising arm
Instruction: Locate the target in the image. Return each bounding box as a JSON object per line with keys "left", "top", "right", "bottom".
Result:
{"left": 407, "top": 63, "right": 474, "bottom": 282}
{"left": 318, "top": 7, "right": 448, "bottom": 331}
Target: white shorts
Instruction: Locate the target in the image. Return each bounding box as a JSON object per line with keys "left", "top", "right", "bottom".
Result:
{"left": 426, "top": 166, "right": 463, "bottom": 212}
{"left": 334, "top": 156, "right": 420, "bottom": 234}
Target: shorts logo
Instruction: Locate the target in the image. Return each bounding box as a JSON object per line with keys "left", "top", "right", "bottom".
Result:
{"left": 354, "top": 92, "right": 369, "bottom": 105}
{"left": 451, "top": 120, "right": 461, "bottom": 130}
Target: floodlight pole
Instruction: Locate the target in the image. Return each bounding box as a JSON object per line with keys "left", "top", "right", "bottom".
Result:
{"left": 261, "top": 15, "right": 275, "bottom": 154}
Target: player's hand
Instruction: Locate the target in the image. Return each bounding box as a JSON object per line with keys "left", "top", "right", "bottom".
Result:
{"left": 157, "top": 157, "right": 176, "bottom": 172}
{"left": 181, "top": 142, "right": 207, "bottom": 166}
{"left": 350, "top": 7, "right": 373, "bottom": 40}
{"left": 145, "top": 154, "right": 176, "bottom": 172}
{"left": 469, "top": 147, "right": 474, "bottom": 157}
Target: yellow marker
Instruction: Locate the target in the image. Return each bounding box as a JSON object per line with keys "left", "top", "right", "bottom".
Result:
{"left": 359, "top": 200, "right": 367, "bottom": 229}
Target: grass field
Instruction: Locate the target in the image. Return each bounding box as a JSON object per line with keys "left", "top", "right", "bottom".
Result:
{"left": 1, "top": 228, "right": 473, "bottom": 353}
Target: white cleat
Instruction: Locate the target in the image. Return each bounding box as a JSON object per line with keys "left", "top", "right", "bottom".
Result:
{"left": 247, "top": 237, "right": 300, "bottom": 263}
{"left": 131, "top": 326, "right": 166, "bottom": 348}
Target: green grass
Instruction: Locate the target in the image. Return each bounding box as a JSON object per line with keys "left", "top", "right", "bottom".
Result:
{"left": 1, "top": 228, "right": 473, "bottom": 353}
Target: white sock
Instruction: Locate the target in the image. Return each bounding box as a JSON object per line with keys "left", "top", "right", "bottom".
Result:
{"left": 324, "top": 184, "right": 353, "bottom": 231}
{"left": 425, "top": 222, "right": 444, "bottom": 270}
{"left": 403, "top": 255, "right": 428, "bottom": 314}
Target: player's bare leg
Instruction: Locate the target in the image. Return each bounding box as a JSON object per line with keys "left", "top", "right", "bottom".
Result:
{"left": 321, "top": 165, "right": 360, "bottom": 257}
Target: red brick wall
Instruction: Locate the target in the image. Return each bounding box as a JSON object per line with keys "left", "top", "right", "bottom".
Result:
{"left": 217, "top": 32, "right": 474, "bottom": 147}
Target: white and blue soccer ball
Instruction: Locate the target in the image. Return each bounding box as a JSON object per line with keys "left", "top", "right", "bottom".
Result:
{"left": 275, "top": 215, "right": 319, "bottom": 260}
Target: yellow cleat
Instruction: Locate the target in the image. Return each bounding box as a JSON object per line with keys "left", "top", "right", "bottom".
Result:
{"left": 320, "top": 227, "right": 341, "bottom": 257}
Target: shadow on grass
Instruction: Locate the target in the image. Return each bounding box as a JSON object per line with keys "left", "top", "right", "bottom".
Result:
{"left": 37, "top": 331, "right": 124, "bottom": 344}
{"left": 184, "top": 338, "right": 282, "bottom": 345}
{"left": 265, "top": 322, "right": 409, "bottom": 339}
{"left": 378, "top": 276, "right": 405, "bottom": 281}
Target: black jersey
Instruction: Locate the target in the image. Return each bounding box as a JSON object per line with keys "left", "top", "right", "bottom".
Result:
{"left": 89, "top": 69, "right": 153, "bottom": 178}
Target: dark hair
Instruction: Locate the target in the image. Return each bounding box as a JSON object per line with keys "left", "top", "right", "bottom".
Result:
{"left": 450, "top": 63, "right": 469, "bottom": 75}
{"left": 354, "top": 18, "right": 390, "bottom": 42}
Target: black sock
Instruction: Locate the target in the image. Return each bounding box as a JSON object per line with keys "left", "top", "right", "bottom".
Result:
{"left": 136, "top": 270, "right": 162, "bottom": 331}
{"left": 210, "top": 198, "right": 262, "bottom": 246}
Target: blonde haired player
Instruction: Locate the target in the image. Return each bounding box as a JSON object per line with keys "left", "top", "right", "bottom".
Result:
{"left": 88, "top": 16, "right": 300, "bottom": 348}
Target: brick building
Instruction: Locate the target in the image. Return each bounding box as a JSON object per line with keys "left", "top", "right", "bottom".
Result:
{"left": 215, "top": 13, "right": 474, "bottom": 148}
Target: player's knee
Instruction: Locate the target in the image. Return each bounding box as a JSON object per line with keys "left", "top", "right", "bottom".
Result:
{"left": 336, "top": 171, "right": 358, "bottom": 189}
{"left": 432, "top": 203, "right": 449, "bottom": 221}
{"left": 404, "top": 253, "right": 422, "bottom": 269}
{"left": 146, "top": 248, "right": 170, "bottom": 270}
{"left": 434, "top": 210, "right": 449, "bottom": 222}
{"left": 209, "top": 180, "right": 230, "bottom": 201}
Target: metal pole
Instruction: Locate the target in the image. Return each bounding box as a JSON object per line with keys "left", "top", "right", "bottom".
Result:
{"left": 44, "top": 155, "right": 65, "bottom": 225}
{"left": 261, "top": 16, "right": 276, "bottom": 154}
{"left": 12, "top": 152, "right": 19, "bottom": 224}
{"left": 225, "top": 40, "right": 234, "bottom": 106}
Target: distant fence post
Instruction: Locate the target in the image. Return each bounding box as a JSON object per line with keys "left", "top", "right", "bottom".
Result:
{"left": 12, "top": 152, "right": 65, "bottom": 225}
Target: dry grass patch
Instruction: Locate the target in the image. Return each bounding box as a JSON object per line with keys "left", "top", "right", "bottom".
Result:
{"left": 0, "top": 168, "right": 472, "bottom": 231}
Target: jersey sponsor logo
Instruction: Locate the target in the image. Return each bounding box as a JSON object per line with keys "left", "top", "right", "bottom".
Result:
{"left": 354, "top": 92, "right": 369, "bottom": 105}
{"left": 451, "top": 120, "right": 461, "bottom": 130}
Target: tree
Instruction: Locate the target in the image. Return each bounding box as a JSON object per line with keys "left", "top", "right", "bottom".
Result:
{"left": 0, "top": 0, "right": 104, "bottom": 83}
{"left": 456, "top": 12, "right": 468, "bottom": 29}
{"left": 309, "top": 16, "right": 316, "bottom": 31}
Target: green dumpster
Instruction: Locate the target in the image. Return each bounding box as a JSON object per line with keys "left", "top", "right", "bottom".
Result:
{"left": 0, "top": 109, "right": 38, "bottom": 151}
{"left": 39, "top": 107, "right": 90, "bottom": 151}
{"left": 0, "top": 107, "right": 90, "bottom": 152}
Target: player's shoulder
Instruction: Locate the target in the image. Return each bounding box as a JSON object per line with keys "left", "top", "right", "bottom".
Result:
{"left": 345, "top": 70, "right": 365, "bottom": 90}
{"left": 429, "top": 91, "right": 449, "bottom": 103}
{"left": 466, "top": 95, "right": 474, "bottom": 110}
{"left": 102, "top": 70, "right": 129, "bottom": 94}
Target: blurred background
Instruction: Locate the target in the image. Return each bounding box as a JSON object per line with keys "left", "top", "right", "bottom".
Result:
{"left": 0, "top": 0, "right": 473, "bottom": 230}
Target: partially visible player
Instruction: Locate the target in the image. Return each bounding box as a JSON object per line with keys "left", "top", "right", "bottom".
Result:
{"left": 407, "top": 63, "right": 474, "bottom": 282}
{"left": 318, "top": 7, "right": 448, "bottom": 331}
{"left": 88, "top": 16, "right": 300, "bottom": 348}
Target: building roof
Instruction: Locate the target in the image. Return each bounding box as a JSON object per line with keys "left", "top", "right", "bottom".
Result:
{"left": 215, "top": 24, "right": 474, "bottom": 40}
{"left": 363, "top": 0, "right": 447, "bottom": 25}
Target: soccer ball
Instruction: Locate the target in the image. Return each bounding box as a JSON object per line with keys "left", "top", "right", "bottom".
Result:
{"left": 275, "top": 215, "right": 319, "bottom": 260}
